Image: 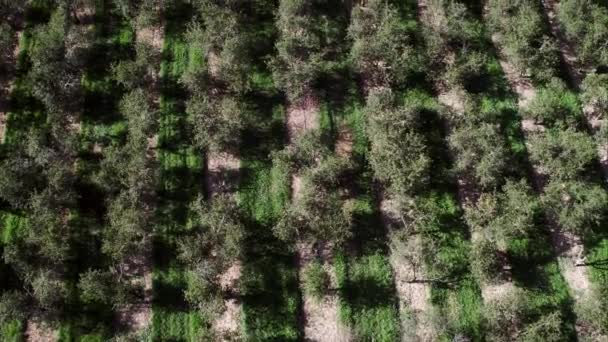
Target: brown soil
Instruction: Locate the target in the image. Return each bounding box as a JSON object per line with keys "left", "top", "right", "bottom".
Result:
{"left": 286, "top": 92, "right": 348, "bottom": 341}
{"left": 335, "top": 126, "right": 353, "bottom": 158}
{"left": 381, "top": 198, "right": 433, "bottom": 342}
{"left": 206, "top": 151, "right": 241, "bottom": 198}
{"left": 480, "top": 279, "right": 515, "bottom": 303}
{"left": 116, "top": 237, "right": 153, "bottom": 331}
{"left": 213, "top": 262, "right": 243, "bottom": 340}
{"left": 287, "top": 93, "right": 319, "bottom": 143}
{"left": 296, "top": 242, "right": 351, "bottom": 342}
{"left": 25, "top": 319, "right": 57, "bottom": 342}
{"left": 490, "top": 33, "right": 536, "bottom": 108}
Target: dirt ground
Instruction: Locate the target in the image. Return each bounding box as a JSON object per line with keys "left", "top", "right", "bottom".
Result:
{"left": 25, "top": 319, "right": 57, "bottom": 342}
{"left": 296, "top": 242, "right": 352, "bottom": 342}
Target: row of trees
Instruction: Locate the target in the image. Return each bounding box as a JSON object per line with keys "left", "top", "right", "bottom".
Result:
{"left": 178, "top": 0, "right": 251, "bottom": 330}
{"left": 489, "top": 0, "right": 608, "bottom": 336}
{"left": 0, "top": 2, "right": 92, "bottom": 325}
{"left": 486, "top": 0, "right": 560, "bottom": 84}
{"left": 557, "top": 0, "right": 608, "bottom": 147}
{"left": 427, "top": 1, "right": 576, "bottom": 340}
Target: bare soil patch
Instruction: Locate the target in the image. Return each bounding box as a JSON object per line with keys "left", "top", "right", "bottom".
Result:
{"left": 213, "top": 262, "right": 243, "bottom": 340}
{"left": 381, "top": 198, "right": 433, "bottom": 341}
{"left": 296, "top": 242, "right": 351, "bottom": 342}
{"left": 116, "top": 238, "right": 153, "bottom": 331}
{"left": 206, "top": 151, "right": 241, "bottom": 198}
{"left": 335, "top": 126, "right": 353, "bottom": 158}
{"left": 490, "top": 34, "right": 536, "bottom": 108}
{"left": 287, "top": 93, "right": 319, "bottom": 142}
{"left": 25, "top": 319, "right": 57, "bottom": 342}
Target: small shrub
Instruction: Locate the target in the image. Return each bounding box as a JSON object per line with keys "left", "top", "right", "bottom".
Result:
{"left": 302, "top": 260, "right": 329, "bottom": 302}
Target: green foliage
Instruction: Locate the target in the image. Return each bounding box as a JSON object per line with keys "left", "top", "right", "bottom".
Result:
{"left": 449, "top": 121, "right": 509, "bottom": 189}
{"left": 365, "top": 88, "right": 431, "bottom": 197}
{"left": 113, "top": 42, "right": 159, "bottom": 89}
{"left": 78, "top": 269, "right": 127, "bottom": 308}
{"left": 241, "top": 259, "right": 301, "bottom": 341}
{"left": 302, "top": 260, "right": 329, "bottom": 302}
{"left": 524, "top": 78, "right": 582, "bottom": 126}
{"left": 0, "top": 319, "right": 24, "bottom": 342}
{"left": 349, "top": 0, "right": 424, "bottom": 87}
{"left": 271, "top": 0, "right": 323, "bottom": 99}
{"left": 0, "top": 23, "right": 14, "bottom": 62}
{"left": 558, "top": 0, "right": 608, "bottom": 67}
{"left": 187, "top": 95, "right": 245, "bottom": 153}
{"left": 528, "top": 128, "right": 597, "bottom": 181}
{"left": 576, "top": 287, "right": 608, "bottom": 336}
{"left": 487, "top": 0, "right": 559, "bottom": 83}
{"left": 543, "top": 180, "right": 608, "bottom": 235}
{"left": 469, "top": 237, "right": 502, "bottom": 284}
{"left": 337, "top": 252, "right": 400, "bottom": 342}
{"left": 465, "top": 180, "right": 540, "bottom": 245}
{"left": 483, "top": 289, "right": 527, "bottom": 341}
{"left": 581, "top": 72, "right": 608, "bottom": 116}
{"left": 0, "top": 291, "right": 27, "bottom": 325}
{"left": 272, "top": 132, "right": 353, "bottom": 245}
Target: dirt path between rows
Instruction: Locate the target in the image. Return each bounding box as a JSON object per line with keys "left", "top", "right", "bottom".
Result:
{"left": 541, "top": 0, "right": 608, "bottom": 183}
{"left": 287, "top": 94, "right": 351, "bottom": 342}
{"left": 381, "top": 198, "right": 433, "bottom": 342}
{"left": 488, "top": 11, "right": 593, "bottom": 335}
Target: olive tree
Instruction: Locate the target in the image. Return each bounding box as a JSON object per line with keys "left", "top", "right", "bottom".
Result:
{"left": 465, "top": 180, "right": 540, "bottom": 246}
{"left": 543, "top": 180, "right": 608, "bottom": 235}
{"left": 102, "top": 193, "right": 148, "bottom": 263}
{"left": 195, "top": 1, "right": 251, "bottom": 93}
{"left": 524, "top": 78, "right": 582, "bottom": 126}
{"left": 558, "top": 0, "right": 608, "bottom": 67}
{"left": 349, "top": 0, "right": 424, "bottom": 87}
{"left": 187, "top": 94, "right": 244, "bottom": 153}
{"left": 581, "top": 73, "right": 608, "bottom": 116}
{"left": 273, "top": 155, "right": 353, "bottom": 245}
{"left": 0, "top": 291, "right": 27, "bottom": 325}
{"left": 365, "top": 88, "right": 431, "bottom": 197}
{"left": 271, "top": 0, "right": 323, "bottom": 99}
{"left": 528, "top": 128, "right": 597, "bottom": 181}
{"left": 178, "top": 194, "right": 245, "bottom": 317}
{"left": 449, "top": 121, "right": 509, "bottom": 190}
{"left": 78, "top": 269, "right": 127, "bottom": 307}
{"left": 486, "top": 0, "right": 559, "bottom": 82}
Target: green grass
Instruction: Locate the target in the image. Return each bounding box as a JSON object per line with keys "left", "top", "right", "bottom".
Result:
{"left": 151, "top": 2, "right": 208, "bottom": 340}
{"left": 0, "top": 320, "right": 24, "bottom": 342}
{"left": 239, "top": 99, "right": 302, "bottom": 341}
{"left": 335, "top": 250, "right": 400, "bottom": 341}
{"left": 324, "top": 77, "right": 400, "bottom": 341}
